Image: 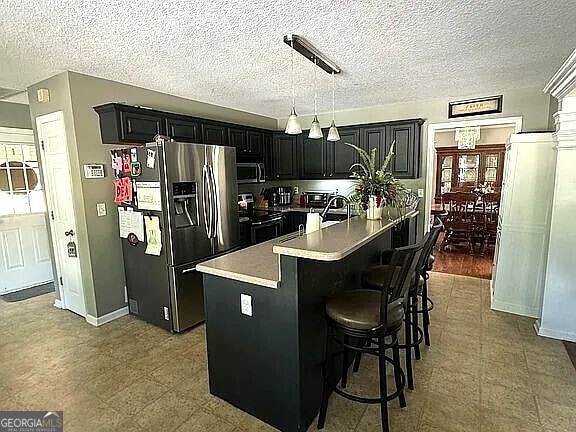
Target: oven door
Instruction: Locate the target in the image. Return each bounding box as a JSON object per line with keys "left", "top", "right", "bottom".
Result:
{"left": 237, "top": 163, "right": 265, "bottom": 184}
{"left": 250, "top": 217, "right": 283, "bottom": 244}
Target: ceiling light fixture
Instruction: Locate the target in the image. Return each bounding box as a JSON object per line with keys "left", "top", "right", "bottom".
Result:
{"left": 309, "top": 58, "right": 323, "bottom": 139}
{"left": 285, "top": 38, "right": 302, "bottom": 135}
{"left": 327, "top": 72, "right": 340, "bottom": 142}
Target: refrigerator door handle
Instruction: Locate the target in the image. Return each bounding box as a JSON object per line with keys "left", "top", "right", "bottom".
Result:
{"left": 202, "top": 165, "right": 212, "bottom": 239}
{"left": 208, "top": 164, "right": 218, "bottom": 239}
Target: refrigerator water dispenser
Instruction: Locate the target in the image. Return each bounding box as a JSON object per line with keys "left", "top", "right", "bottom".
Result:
{"left": 172, "top": 181, "right": 198, "bottom": 228}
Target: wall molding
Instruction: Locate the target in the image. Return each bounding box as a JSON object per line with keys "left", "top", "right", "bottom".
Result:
{"left": 86, "top": 306, "right": 129, "bottom": 327}
{"left": 543, "top": 48, "right": 576, "bottom": 99}
{"left": 535, "top": 320, "right": 576, "bottom": 343}
{"left": 491, "top": 299, "right": 540, "bottom": 319}
{"left": 53, "top": 299, "right": 63, "bottom": 309}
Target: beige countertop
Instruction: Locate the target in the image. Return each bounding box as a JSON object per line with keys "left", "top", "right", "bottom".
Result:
{"left": 197, "top": 209, "right": 418, "bottom": 288}
{"left": 256, "top": 205, "right": 356, "bottom": 216}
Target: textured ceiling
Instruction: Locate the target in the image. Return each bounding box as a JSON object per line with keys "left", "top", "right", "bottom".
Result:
{"left": 1, "top": 0, "right": 575, "bottom": 118}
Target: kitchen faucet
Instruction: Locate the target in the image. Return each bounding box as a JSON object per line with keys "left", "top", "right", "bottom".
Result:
{"left": 320, "top": 195, "right": 351, "bottom": 221}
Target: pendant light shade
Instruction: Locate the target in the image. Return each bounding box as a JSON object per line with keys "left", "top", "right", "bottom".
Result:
{"left": 286, "top": 107, "right": 302, "bottom": 134}
{"left": 326, "top": 71, "right": 340, "bottom": 142}
{"left": 327, "top": 120, "right": 340, "bottom": 141}
{"left": 309, "top": 115, "right": 323, "bottom": 139}
{"left": 285, "top": 38, "right": 302, "bottom": 135}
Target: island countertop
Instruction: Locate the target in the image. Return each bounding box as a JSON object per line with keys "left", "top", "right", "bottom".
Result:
{"left": 196, "top": 210, "right": 417, "bottom": 288}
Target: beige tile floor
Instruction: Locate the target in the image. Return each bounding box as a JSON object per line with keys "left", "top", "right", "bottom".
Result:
{"left": 1, "top": 273, "right": 575, "bottom": 431}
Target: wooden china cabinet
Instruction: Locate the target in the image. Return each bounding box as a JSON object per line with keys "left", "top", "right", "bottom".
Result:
{"left": 435, "top": 144, "right": 506, "bottom": 200}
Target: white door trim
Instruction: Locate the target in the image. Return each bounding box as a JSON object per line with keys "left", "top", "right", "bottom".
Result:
{"left": 424, "top": 116, "right": 523, "bottom": 230}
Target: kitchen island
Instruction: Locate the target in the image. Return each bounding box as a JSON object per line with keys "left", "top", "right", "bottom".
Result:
{"left": 197, "top": 209, "right": 418, "bottom": 432}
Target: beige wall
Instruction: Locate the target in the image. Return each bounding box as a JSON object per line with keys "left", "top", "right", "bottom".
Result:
{"left": 0, "top": 101, "right": 32, "bottom": 128}
{"left": 434, "top": 126, "right": 516, "bottom": 148}
{"left": 28, "top": 71, "right": 277, "bottom": 317}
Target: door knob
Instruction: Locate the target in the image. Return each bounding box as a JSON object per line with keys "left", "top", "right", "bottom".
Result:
{"left": 65, "top": 230, "right": 74, "bottom": 236}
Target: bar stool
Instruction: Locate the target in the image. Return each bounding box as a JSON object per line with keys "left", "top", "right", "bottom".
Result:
{"left": 317, "top": 242, "right": 423, "bottom": 432}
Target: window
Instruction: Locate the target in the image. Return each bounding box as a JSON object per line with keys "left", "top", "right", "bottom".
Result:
{"left": 0, "top": 143, "right": 46, "bottom": 215}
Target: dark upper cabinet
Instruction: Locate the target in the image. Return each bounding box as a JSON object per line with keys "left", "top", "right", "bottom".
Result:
{"left": 228, "top": 127, "right": 246, "bottom": 150}
{"left": 328, "top": 127, "right": 362, "bottom": 179}
{"left": 202, "top": 122, "right": 227, "bottom": 146}
{"left": 165, "top": 116, "right": 200, "bottom": 142}
{"left": 246, "top": 131, "right": 263, "bottom": 157}
{"left": 271, "top": 134, "right": 298, "bottom": 179}
{"left": 94, "top": 103, "right": 165, "bottom": 144}
{"left": 386, "top": 120, "right": 423, "bottom": 178}
{"left": 263, "top": 133, "right": 273, "bottom": 179}
{"left": 362, "top": 126, "right": 387, "bottom": 167}
{"left": 299, "top": 134, "right": 327, "bottom": 178}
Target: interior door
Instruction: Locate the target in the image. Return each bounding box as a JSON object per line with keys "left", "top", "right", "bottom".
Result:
{"left": 36, "top": 112, "right": 86, "bottom": 317}
{"left": 0, "top": 128, "right": 53, "bottom": 293}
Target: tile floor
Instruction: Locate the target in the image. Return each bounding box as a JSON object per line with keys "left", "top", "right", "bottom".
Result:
{"left": 1, "top": 273, "right": 575, "bottom": 431}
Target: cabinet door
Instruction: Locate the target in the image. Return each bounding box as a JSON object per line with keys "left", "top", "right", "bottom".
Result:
{"left": 120, "top": 111, "right": 164, "bottom": 143}
{"left": 328, "top": 127, "right": 361, "bottom": 178}
{"left": 228, "top": 128, "right": 246, "bottom": 152}
{"left": 201, "top": 123, "right": 227, "bottom": 145}
{"left": 263, "top": 133, "right": 272, "bottom": 179}
{"left": 166, "top": 117, "right": 200, "bottom": 142}
{"left": 300, "top": 134, "right": 327, "bottom": 178}
{"left": 272, "top": 134, "right": 298, "bottom": 179}
{"left": 362, "top": 127, "right": 386, "bottom": 167}
{"left": 246, "top": 131, "right": 263, "bottom": 156}
{"left": 386, "top": 122, "right": 417, "bottom": 178}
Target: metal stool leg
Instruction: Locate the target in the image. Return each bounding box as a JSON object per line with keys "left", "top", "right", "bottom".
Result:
{"left": 411, "top": 293, "right": 421, "bottom": 360}
{"left": 377, "top": 336, "right": 390, "bottom": 432}
{"left": 404, "top": 309, "right": 414, "bottom": 390}
{"left": 318, "top": 326, "right": 333, "bottom": 429}
{"left": 341, "top": 335, "right": 350, "bottom": 388}
{"left": 392, "top": 343, "right": 406, "bottom": 408}
{"left": 422, "top": 278, "right": 431, "bottom": 346}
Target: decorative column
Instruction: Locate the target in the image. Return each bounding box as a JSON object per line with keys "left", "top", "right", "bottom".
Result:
{"left": 537, "top": 50, "right": 576, "bottom": 341}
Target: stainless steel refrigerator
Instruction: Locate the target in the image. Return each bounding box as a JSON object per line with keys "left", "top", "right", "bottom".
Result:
{"left": 119, "top": 141, "right": 238, "bottom": 332}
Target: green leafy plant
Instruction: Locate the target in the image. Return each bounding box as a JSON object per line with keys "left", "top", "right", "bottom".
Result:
{"left": 346, "top": 141, "right": 408, "bottom": 210}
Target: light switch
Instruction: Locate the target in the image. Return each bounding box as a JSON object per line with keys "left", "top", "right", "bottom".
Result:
{"left": 240, "top": 293, "right": 252, "bottom": 316}
{"left": 96, "top": 203, "right": 106, "bottom": 216}
{"left": 417, "top": 189, "right": 425, "bottom": 198}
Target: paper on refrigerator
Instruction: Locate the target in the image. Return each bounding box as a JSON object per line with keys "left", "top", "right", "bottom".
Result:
{"left": 144, "top": 215, "right": 162, "bottom": 256}
{"left": 136, "top": 181, "right": 162, "bottom": 211}
{"left": 118, "top": 207, "right": 145, "bottom": 240}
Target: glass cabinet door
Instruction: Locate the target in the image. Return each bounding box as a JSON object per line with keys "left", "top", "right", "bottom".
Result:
{"left": 458, "top": 154, "right": 480, "bottom": 186}
{"left": 484, "top": 154, "right": 498, "bottom": 184}
{"left": 440, "top": 155, "right": 453, "bottom": 193}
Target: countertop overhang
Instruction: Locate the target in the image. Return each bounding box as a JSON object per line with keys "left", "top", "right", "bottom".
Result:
{"left": 196, "top": 209, "right": 418, "bottom": 288}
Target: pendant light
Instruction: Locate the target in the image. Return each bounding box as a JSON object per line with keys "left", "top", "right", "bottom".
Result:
{"left": 308, "top": 58, "right": 323, "bottom": 139}
{"left": 285, "top": 39, "right": 302, "bottom": 135}
{"left": 327, "top": 71, "right": 340, "bottom": 141}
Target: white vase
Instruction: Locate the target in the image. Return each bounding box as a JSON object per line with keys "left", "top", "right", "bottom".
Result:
{"left": 366, "top": 196, "right": 383, "bottom": 220}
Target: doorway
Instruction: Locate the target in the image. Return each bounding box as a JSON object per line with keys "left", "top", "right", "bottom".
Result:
{"left": 0, "top": 127, "right": 53, "bottom": 294}
{"left": 36, "top": 112, "right": 86, "bottom": 317}
{"left": 424, "top": 117, "right": 522, "bottom": 279}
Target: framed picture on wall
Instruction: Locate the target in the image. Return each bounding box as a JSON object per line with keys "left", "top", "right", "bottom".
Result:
{"left": 448, "top": 95, "right": 503, "bottom": 118}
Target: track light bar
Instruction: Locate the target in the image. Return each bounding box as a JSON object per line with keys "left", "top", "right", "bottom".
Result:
{"left": 283, "top": 34, "right": 341, "bottom": 75}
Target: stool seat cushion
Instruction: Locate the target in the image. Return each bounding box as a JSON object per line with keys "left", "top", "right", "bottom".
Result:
{"left": 325, "top": 289, "right": 404, "bottom": 331}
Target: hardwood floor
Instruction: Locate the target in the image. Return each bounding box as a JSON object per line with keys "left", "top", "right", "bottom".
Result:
{"left": 432, "top": 232, "right": 494, "bottom": 279}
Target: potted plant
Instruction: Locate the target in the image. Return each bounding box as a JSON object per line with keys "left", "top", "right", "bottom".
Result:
{"left": 346, "top": 141, "right": 415, "bottom": 219}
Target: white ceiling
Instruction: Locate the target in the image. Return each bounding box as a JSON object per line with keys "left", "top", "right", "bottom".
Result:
{"left": 1, "top": 0, "right": 575, "bottom": 118}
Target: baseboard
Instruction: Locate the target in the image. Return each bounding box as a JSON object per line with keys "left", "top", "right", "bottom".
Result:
{"left": 85, "top": 306, "right": 129, "bottom": 327}
{"left": 490, "top": 299, "right": 540, "bottom": 318}
{"left": 535, "top": 322, "right": 576, "bottom": 343}
{"left": 53, "top": 299, "right": 63, "bottom": 309}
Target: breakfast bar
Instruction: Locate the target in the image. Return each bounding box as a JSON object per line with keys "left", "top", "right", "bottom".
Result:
{"left": 197, "top": 210, "right": 418, "bottom": 432}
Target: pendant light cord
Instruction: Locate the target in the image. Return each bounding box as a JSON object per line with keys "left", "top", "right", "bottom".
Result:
{"left": 291, "top": 40, "right": 295, "bottom": 109}
{"left": 314, "top": 58, "right": 318, "bottom": 115}
{"left": 331, "top": 71, "right": 335, "bottom": 121}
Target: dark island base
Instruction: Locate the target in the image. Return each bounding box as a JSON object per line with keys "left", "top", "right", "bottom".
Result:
{"left": 203, "top": 218, "right": 416, "bottom": 432}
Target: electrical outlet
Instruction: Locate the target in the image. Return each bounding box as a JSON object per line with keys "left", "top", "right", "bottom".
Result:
{"left": 163, "top": 306, "right": 170, "bottom": 320}
{"left": 293, "top": 186, "right": 299, "bottom": 195}
{"left": 240, "top": 293, "right": 252, "bottom": 316}
{"left": 417, "top": 188, "right": 424, "bottom": 198}
{"left": 96, "top": 202, "right": 106, "bottom": 216}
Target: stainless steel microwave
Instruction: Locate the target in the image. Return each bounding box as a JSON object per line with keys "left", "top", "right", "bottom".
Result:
{"left": 237, "top": 163, "right": 265, "bottom": 184}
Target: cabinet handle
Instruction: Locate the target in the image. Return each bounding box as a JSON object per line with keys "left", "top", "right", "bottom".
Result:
{"left": 330, "top": 173, "right": 333, "bottom": 177}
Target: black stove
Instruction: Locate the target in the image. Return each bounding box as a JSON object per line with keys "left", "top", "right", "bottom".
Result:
{"left": 238, "top": 193, "right": 284, "bottom": 245}
{"left": 240, "top": 208, "right": 282, "bottom": 224}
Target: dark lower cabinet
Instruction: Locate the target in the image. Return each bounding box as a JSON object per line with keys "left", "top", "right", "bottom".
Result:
{"left": 271, "top": 134, "right": 298, "bottom": 179}
{"left": 202, "top": 122, "right": 228, "bottom": 146}
{"left": 283, "top": 212, "right": 307, "bottom": 235}
{"left": 165, "top": 117, "right": 200, "bottom": 142}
